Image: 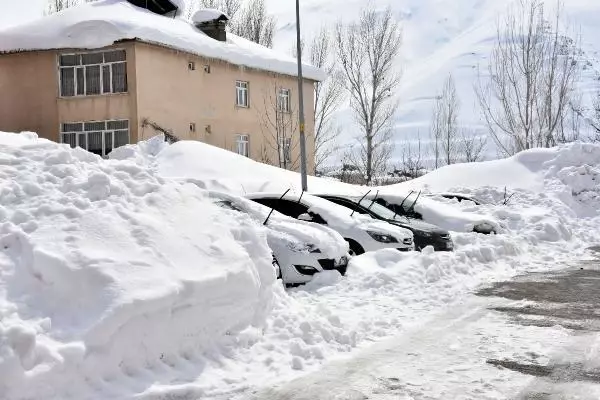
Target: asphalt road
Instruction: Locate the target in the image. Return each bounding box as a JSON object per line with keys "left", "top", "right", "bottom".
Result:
{"left": 249, "top": 248, "right": 600, "bottom": 400}
{"left": 478, "top": 247, "right": 600, "bottom": 399}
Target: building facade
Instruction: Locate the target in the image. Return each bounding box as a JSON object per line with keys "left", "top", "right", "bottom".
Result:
{"left": 0, "top": 1, "right": 319, "bottom": 172}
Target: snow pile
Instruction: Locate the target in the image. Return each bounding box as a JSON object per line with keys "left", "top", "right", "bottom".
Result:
{"left": 0, "top": 0, "right": 325, "bottom": 81}
{"left": 192, "top": 9, "right": 229, "bottom": 24}
{"left": 0, "top": 132, "right": 277, "bottom": 399}
{"left": 151, "top": 140, "right": 358, "bottom": 194}
{"left": 400, "top": 142, "right": 600, "bottom": 218}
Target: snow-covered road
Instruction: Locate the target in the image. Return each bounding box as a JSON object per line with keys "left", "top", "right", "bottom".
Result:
{"left": 251, "top": 253, "right": 600, "bottom": 400}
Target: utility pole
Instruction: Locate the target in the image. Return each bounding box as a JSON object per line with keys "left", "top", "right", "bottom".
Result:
{"left": 295, "top": 0, "right": 308, "bottom": 191}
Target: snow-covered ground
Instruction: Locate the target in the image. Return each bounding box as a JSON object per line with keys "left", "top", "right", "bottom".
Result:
{"left": 2, "top": 132, "right": 600, "bottom": 399}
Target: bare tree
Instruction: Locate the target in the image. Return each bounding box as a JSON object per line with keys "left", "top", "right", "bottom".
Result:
{"left": 476, "top": 0, "right": 578, "bottom": 156}
{"left": 45, "top": 0, "right": 91, "bottom": 13}
{"left": 231, "top": 0, "right": 276, "bottom": 48}
{"left": 258, "top": 82, "right": 300, "bottom": 170}
{"left": 440, "top": 75, "right": 460, "bottom": 165}
{"left": 336, "top": 7, "right": 402, "bottom": 185}
{"left": 590, "top": 92, "right": 600, "bottom": 142}
{"left": 430, "top": 94, "right": 443, "bottom": 169}
{"left": 306, "top": 27, "right": 344, "bottom": 174}
{"left": 396, "top": 132, "right": 426, "bottom": 179}
{"left": 460, "top": 131, "right": 487, "bottom": 162}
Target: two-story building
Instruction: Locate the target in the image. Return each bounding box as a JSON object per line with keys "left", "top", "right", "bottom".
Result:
{"left": 0, "top": 0, "right": 324, "bottom": 171}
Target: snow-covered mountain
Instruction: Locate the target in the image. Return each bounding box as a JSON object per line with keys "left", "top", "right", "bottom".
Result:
{"left": 267, "top": 0, "right": 600, "bottom": 162}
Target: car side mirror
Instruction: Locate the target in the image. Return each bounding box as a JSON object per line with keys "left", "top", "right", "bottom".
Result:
{"left": 297, "top": 213, "right": 313, "bottom": 222}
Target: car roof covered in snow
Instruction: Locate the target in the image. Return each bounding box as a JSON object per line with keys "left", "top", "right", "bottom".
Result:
{"left": 0, "top": 0, "right": 326, "bottom": 82}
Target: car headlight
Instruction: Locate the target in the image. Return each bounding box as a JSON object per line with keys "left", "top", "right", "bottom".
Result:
{"left": 367, "top": 231, "right": 398, "bottom": 243}
{"left": 287, "top": 243, "right": 322, "bottom": 253}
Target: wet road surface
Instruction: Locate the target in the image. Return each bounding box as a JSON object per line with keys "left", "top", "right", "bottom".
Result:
{"left": 250, "top": 248, "right": 600, "bottom": 400}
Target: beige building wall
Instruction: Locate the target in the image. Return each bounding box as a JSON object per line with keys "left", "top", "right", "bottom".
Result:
{"left": 134, "top": 42, "right": 316, "bottom": 172}
{"left": 0, "top": 51, "right": 59, "bottom": 140}
{"left": 0, "top": 40, "right": 316, "bottom": 172}
{"left": 0, "top": 43, "right": 138, "bottom": 143}
{"left": 56, "top": 42, "right": 138, "bottom": 143}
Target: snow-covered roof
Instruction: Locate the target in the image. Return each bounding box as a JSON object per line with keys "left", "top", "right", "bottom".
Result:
{"left": 192, "top": 8, "right": 229, "bottom": 24}
{"left": 0, "top": 0, "right": 326, "bottom": 81}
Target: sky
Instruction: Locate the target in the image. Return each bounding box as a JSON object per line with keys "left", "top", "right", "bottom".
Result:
{"left": 0, "top": 0, "right": 46, "bottom": 29}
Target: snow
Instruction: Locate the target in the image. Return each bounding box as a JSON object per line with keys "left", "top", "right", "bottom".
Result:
{"left": 2, "top": 131, "right": 600, "bottom": 399}
{"left": 0, "top": 0, "right": 325, "bottom": 82}
{"left": 192, "top": 9, "right": 229, "bottom": 24}
{"left": 0, "top": 131, "right": 278, "bottom": 399}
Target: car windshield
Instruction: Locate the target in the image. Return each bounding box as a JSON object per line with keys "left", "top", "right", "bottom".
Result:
{"left": 397, "top": 193, "right": 419, "bottom": 212}
{"left": 356, "top": 198, "right": 400, "bottom": 220}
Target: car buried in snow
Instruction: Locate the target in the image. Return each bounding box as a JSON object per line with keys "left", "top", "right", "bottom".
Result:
{"left": 366, "top": 191, "right": 498, "bottom": 235}
{"left": 245, "top": 192, "right": 414, "bottom": 255}
{"left": 206, "top": 191, "right": 350, "bottom": 286}
{"left": 315, "top": 194, "right": 454, "bottom": 252}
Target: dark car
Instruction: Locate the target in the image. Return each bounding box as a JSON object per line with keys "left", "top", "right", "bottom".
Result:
{"left": 316, "top": 194, "right": 454, "bottom": 252}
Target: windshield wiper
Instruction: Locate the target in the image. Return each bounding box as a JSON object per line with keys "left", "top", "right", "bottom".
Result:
{"left": 263, "top": 188, "right": 290, "bottom": 225}
{"left": 351, "top": 189, "right": 371, "bottom": 217}
{"left": 367, "top": 190, "right": 379, "bottom": 211}
{"left": 394, "top": 190, "right": 414, "bottom": 220}
{"left": 406, "top": 190, "right": 422, "bottom": 215}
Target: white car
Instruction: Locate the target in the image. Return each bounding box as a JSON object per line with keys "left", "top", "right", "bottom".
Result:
{"left": 366, "top": 191, "right": 499, "bottom": 234}
{"left": 246, "top": 192, "right": 414, "bottom": 255}
{"left": 207, "top": 191, "right": 350, "bottom": 285}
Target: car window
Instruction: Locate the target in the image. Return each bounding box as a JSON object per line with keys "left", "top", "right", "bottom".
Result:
{"left": 252, "top": 198, "right": 309, "bottom": 218}
{"left": 307, "top": 211, "right": 327, "bottom": 224}
{"left": 325, "top": 197, "right": 367, "bottom": 214}
{"left": 357, "top": 199, "right": 398, "bottom": 220}
{"left": 278, "top": 199, "right": 310, "bottom": 218}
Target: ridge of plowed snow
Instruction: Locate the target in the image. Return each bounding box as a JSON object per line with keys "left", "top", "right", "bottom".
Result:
{"left": 0, "top": 132, "right": 277, "bottom": 399}
{"left": 3, "top": 131, "right": 600, "bottom": 399}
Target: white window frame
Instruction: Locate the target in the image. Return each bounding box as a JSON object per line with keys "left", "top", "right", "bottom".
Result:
{"left": 58, "top": 49, "right": 127, "bottom": 98}
{"left": 278, "top": 136, "right": 292, "bottom": 166}
{"left": 236, "top": 80, "right": 249, "bottom": 108}
{"left": 235, "top": 134, "right": 250, "bottom": 157}
{"left": 277, "top": 88, "right": 291, "bottom": 113}
{"left": 60, "top": 119, "right": 130, "bottom": 157}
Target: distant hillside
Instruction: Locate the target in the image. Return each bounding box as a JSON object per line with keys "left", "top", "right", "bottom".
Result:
{"left": 267, "top": 0, "right": 600, "bottom": 163}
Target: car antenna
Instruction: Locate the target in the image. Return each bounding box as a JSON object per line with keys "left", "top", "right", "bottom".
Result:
{"left": 367, "top": 190, "right": 379, "bottom": 211}
{"left": 394, "top": 190, "right": 414, "bottom": 220}
{"left": 297, "top": 190, "right": 305, "bottom": 204}
{"left": 263, "top": 188, "right": 291, "bottom": 226}
{"left": 407, "top": 190, "right": 422, "bottom": 214}
{"left": 351, "top": 189, "right": 371, "bottom": 217}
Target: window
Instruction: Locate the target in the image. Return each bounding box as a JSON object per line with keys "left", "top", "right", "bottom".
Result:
{"left": 60, "top": 119, "right": 129, "bottom": 157}
{"left": 250, "top": 198, "right": 326, "bottom": 224}
{"left": 235, "top": 134, "right": 249, "bottom": 157}
{"left": 189, "top": 123, "right": 196, "bottom": 133}
{"left": 278, "top": 137, "right": 292, "bottom": 166}
{"left": 188, "top": 61, "right": 196, "bottom": 71}
{"left": 59, "top": 50, "right": 127, "bottom": 97}
{"left": 236, "top": 81, "right": 249, "bottom": 107}
{"left": 277, "top": 88, "right": 291, "bottom": 113}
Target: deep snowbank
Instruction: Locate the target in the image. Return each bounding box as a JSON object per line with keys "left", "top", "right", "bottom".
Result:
{"left": 0, "top": 132, "right": 277, "bottom": 399}
{"left": 108, "top": 137, "right": 600, "bottom": 399}
{"left": 3, "top": 133, "right": 600, "bottom": 399}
